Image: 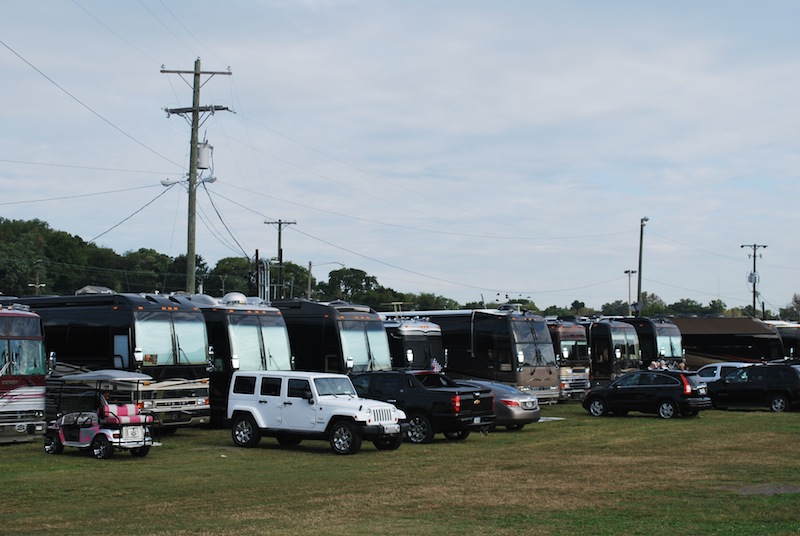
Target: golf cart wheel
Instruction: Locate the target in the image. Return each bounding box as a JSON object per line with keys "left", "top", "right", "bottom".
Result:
{"left": 130, "top": 446, "right": 150, "bottom": 457}
{"left": 91, "top": 435, "right": 114, "bottom": 459}
{"left": 44, "top": 432, "right": 64, "bottom": 455}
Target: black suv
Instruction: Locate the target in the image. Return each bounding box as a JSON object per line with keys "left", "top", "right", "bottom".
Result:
{"left": 706, "top": 362, "right": 800, "bottom": 412}
{"left": 582, "top": 369, "right": 712, "bottom": 419}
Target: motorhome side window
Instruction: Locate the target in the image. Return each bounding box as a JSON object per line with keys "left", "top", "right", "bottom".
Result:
{"left": 287, "top": 379, "right": 311, "bottom": 398}
{"left": 260, "top": 377, "right": 281, "bottom": 396}
{"left": 233, "top": 375, "right": 256, "bottom": 395}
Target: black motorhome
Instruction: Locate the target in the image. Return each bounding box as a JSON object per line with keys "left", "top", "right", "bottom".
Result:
{"left": 393, "top": 306, "right": 560, "bottom": 404}
{"left": 188, "top": 293, "right": 292, "bottom": 425}
{"left": 271, "top": 299, "right": 392, "bottom": 373}
{"left": 380, "top": 316, "right": 446, "bottom": 370}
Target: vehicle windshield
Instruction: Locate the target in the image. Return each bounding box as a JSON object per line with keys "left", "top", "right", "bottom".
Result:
{"left": 228, "top": 315, "right": 292, "bottom": 371}
{"left": 655, "top": 324, "right": 683, "bottom": 359}
{"left": 135, "top": 311, "right": 208, "bottom": 366}
{"left": 314, "top": 377, "right": 356, "bottom": 396}
{"left": 0, "top": 338, "right": 46, "bottom": 376}
{"left": 0, "top": 315, "right": 46, "bottom": 376}
{"left": 398, "top": 333, "right": 445, "bottom": 368}
{"left": 612, "top": 324, "right": 640, "bottom": 369}
{"left": 510, "top": 319, "right": 558, "bottom": 367}
{"left": 560, "top": 340, "right": 590, "bottom": 364}
{"left": 340, "top": 319, "right": 392, "bottom": 372}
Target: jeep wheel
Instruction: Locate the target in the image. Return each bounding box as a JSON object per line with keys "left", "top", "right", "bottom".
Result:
{"left": 329, "top": 421, "right": 361, "bottom": 455}
{"left": 406, "top": 413, "right": 434, "bottom": 444}
{"left": 373, "top": 434, "right": 403, "bottom": 451}
{"left": 91, "top": 435, "right": 114, "bottom": 459}
{"left": 231, "top": 414, "right": 261, "bottom": 448}
{"left": 658, "top": 400, "right": 677, "bottom": 419}
{"left": 769, "top": 394, "right": 789, "bottom": 413}
{"left": 130, "top": 446, "right": 150, "bottom": 457}
{"left": 587, "top": 398, "right": 608, "bottom": 417}
{"left": 443, "top": 430, "right": 470, "bottom": 441}
{"left": 44, "top": 432, "right": 63, "bottom": 455}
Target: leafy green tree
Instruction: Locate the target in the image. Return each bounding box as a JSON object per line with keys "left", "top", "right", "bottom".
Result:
{"left": 601, "top": 300, "right": 629, "bottom": 316}
{"left": 317, "top": 268, "right": 378, "bottom": 302}
{"left": 542, "top": 305, "right": 571, "bottom": 317}
{"left": 668, "top": 298, "right": 705, "bottom": 316}
{"left": 208, "top": 257, "right": 253, "bottom": 295}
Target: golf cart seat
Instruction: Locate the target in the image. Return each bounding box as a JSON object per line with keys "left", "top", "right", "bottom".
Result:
{"left": 100, "top": 403, "right": 154, "bottom": 425}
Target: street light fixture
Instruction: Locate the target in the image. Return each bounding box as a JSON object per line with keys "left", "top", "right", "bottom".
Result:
{"left": 624, "top": 270, "right": 637, "bottom": 316}
{"left": 307, "top": 261, "right": 344, "bottom": 299}
{"left": 161, "top": 171, "right": 218, "bottom": 293}
{"left": 636, "top": 216, "right": 648, "bottom": 316}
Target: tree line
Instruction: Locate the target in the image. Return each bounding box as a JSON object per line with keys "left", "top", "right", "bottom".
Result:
{"left": 2, "top": 218, "right": 799, "bottom": 319}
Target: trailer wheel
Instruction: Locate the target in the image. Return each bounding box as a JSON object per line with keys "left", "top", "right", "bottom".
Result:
{"left": 44, "top": 432, "right": 63, "bottom": 455}
{"left": 91, "top": 435, "right": 114, "bottom": 459}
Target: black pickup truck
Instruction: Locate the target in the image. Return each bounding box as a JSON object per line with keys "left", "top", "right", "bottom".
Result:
{"left": 351, "top": 370, "right": 495, "bottom": 443}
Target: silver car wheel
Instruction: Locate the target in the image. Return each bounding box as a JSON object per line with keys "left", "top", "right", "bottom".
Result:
{"left": 658, "top": 400, "right": 677, "bottom": 419}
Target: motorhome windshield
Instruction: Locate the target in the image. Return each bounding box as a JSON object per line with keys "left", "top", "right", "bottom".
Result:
{"left": 510, "top": 319, "right": 558, "bottom": 367}
{"left": 227, "top": 315, "right": 292, "bottom": 371}
{"left": 340, "top": 319, "right": 392, "bottom": 371}
{"left": 612, "top": 324, "right": 640, "bottom": 366}
{"left": 135, "top": 311, "right": 208, "bottom": 366}
{"left": 656, "top": 324, "right": 683, "bottom": 359}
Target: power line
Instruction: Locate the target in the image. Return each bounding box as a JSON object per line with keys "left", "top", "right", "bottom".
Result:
{"left": 0, "top": 38, "right": 182, "bottom": 169}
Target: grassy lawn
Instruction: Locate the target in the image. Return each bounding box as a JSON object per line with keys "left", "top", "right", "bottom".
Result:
{"left": 2, "top": 404, "right": 799, "bottom": 535}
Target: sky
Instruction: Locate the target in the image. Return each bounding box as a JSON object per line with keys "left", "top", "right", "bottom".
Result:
{"left": 2, "top": 1, "right": 800, "bottom": 311}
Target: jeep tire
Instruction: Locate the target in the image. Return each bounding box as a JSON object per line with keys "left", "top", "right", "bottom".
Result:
{"left": 231, "top": 414, "right": 261, "bottom": 448}
{"left": 329, "top": 420, "right": 362, "bottom": 455}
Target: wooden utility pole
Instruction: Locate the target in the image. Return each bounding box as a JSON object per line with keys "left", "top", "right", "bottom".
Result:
{"left": 741, "top": 243, "right": 767, "bottom": 316}
{"left": 264, "top": 220, "right": 296, "bottom": 299}
{"left": 162, "top": 58, "right": 231, "bottom": 293}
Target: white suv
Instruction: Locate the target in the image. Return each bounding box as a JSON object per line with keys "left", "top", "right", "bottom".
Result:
{"left": 227, "top": 371, "right": 406, "bottom": 455}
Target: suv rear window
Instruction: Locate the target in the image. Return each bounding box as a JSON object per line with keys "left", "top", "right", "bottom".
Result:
{"left": 683, "top": 374, "right": 705, "bottom": 388}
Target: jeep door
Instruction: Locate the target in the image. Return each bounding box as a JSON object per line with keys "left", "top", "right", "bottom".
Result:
{"left": 280, "top": 378, "right": 318, "bottom": 430}
{"left": 256, "top": 376, "right": 283, "bottom": 428}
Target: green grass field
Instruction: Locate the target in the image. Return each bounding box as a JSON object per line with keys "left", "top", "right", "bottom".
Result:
{"left": 2, "top": 404, "right": 800, "bottom": 535}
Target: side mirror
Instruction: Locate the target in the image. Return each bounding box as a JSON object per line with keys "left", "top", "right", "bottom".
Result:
{"left": 231, "top": 354, "right": 240, "bottom": 371}
{"left": 562, "top": 348, "right": 570, "bottom": 360}
{"left": 517, "top": 350, "right": 525, "bottom": 365}
{"left": 405, "top": 349, "right": 413, "bottom": 365}
{"left": 345, "top": 356, "right": 354, "bottom": 372}
{"left": 134, "top": 348, "right": 144, "bottom": 364}
{"left": 615, "top": 349, "right": 622, "bottom": 359}
{"left": 302, "top": 389, "right": 314, "bottom": 403}
{"left": 47, "top": 351, "right": 57, "bottom": 374}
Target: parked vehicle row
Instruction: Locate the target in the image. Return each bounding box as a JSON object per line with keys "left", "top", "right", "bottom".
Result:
{"left": 581, "top": 360, "right": 800, "bottom": 419}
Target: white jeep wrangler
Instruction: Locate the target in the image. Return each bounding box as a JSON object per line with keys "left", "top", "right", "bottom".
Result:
{"left": 227, "top": 370, "right": 407, "bottom": 455}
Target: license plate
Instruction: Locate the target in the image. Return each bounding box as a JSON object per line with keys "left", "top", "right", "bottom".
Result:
{"left": 125, "top": 427, "right": 143, "bottom": 440}
{"left": 699, "top": 387, "right": 707, "bottom": 395}
{"left": 473, "top": 417, "right": 481, "bottom": 424}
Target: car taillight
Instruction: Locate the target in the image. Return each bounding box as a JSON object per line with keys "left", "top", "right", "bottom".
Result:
{"left": 680, "top": 374, "right": 692, "bottom": 395}
{"left": 452, "top": 394, "right": 461, "bottom": 413}
{"left": 501, "top": 399, "right": 520, "bottom": 408}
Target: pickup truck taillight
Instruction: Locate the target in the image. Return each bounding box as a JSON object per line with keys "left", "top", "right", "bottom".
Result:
{"left": 451, "top": 394, "right": 461, "bottom": 414}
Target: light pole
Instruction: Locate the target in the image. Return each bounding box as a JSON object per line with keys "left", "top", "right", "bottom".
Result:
{"left": 307, "top": 261, "right": 344, "bottom": 299}
{"left": 636, "top": 216, "right": 648, "bottom": 316}
{"left": 624, "top": 269, "right": 637, "bottom": 316}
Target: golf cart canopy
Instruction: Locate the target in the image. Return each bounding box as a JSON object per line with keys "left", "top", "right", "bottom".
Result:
{"left": 58, "top": 370, "right": 153, "bottom": 383}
